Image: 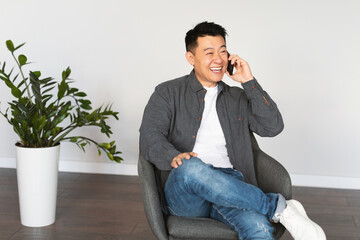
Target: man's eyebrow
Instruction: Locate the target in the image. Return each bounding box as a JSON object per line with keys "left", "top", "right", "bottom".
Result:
{"left": 203, "top": 45, "right": 227, "bottom": 52}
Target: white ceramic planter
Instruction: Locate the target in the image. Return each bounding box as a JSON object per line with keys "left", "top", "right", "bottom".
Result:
{"left": 16, "top": 144, "right": 60, "bottom": 227}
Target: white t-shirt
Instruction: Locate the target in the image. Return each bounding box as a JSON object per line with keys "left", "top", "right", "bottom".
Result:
{"left": 192, "top": 85, "right": 233, "bottom": 168}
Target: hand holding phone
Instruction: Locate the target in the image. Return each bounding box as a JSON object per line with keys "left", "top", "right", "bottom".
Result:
{"left": 227, "top": 52, "right": 234, "bottom": 75}
{"left": 226, "top": 53, "right": 254, "bottom": 83}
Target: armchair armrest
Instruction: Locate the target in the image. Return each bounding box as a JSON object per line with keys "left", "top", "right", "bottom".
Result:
{"left": 138, "top": 152, "right": 169, "bottom": 240}
{"left": 253, "top": 150, "right": 292, "bottom": 200}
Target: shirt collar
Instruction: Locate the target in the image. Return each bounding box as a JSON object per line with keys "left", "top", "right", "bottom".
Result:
{"left": 188, "top": 70, "right": 224, "bottom": 93}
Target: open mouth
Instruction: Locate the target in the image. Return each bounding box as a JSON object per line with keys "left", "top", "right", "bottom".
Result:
{"left": 210, "top": 67, "right": 223, "bottom": 73}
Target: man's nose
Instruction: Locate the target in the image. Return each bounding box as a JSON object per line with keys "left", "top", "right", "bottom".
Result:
{"left": 213, "top": 52, "right": 224, "bottom": 64}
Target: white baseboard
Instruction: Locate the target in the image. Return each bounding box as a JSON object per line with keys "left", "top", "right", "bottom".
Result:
{"left": 0, "top": 157, "right": 17, "bottom": 169}
{"left": 290, "top": 174, "right": 360, "bottom": 190}
{"left": 0, "top": 157, "right": 138, "bottom": 176}
{"left": 1, "top": 157, "right": 359, "bottom": 189}
{"left": 59, "top": 160, "right": 138, "bottom": 175}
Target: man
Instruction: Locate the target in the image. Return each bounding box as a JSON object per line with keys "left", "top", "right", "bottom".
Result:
{"left": 140, "top": 21, "right": 326, "bottom": 240}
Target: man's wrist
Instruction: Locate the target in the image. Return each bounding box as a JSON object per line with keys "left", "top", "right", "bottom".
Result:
{"left": 241, "top": 78, "right": 256, "bottom": 88}
{"left": 241, "top": 76, "right": 255, "bottom": 84}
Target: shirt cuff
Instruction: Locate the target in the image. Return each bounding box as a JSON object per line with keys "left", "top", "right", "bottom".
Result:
{"left": 241, "top": 78, "right": 264, "bottom": 98}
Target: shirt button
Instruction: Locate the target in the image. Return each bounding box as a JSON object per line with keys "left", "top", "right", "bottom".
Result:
{"left": 198, "top": 117, "right": 202, "bottom": 120}
{"left": 192, "top": 135, "right": 196, "bottom": 138}
{"left": 201, "top": 99, "right": 204, "bottom": 102}
{"left": 203, "top": 89, "right": 206, "bottom": 93}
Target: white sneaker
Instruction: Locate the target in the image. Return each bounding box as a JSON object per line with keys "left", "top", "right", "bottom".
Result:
{"left": 277, "top": 200, "right": 326, "bottom": 240}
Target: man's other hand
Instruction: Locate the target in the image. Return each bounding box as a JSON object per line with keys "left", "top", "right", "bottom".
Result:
{"left": 226, "top": 54, "right": 254, "bottom": 84}
{"left": 171, "top": 152, "right": 198, "bottom": 168}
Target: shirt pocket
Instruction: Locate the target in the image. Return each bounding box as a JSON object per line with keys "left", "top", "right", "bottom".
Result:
{"left": 228, "top": 111, "right": 245, "bottom": 136}
{"left": 229, "top": 107, "right": 243, "bottom": 123}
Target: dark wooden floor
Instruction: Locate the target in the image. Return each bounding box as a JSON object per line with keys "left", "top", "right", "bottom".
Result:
{"left": 0, "top": 168, "right": 359, "bottom": 240}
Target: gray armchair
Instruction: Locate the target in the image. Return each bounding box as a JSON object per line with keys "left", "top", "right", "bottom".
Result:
{"left": 138, "top": 133, "right": 292, "bottom": 240}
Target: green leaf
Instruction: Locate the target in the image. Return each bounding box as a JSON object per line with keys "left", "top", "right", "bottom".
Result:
{"left": 79, "top": 99, "right": 91, "bottom": 105}
{"left": 113, "top": 156, "right": 123, "bottom": 163}
{"left": 18, "top": 55, "right": 27, "bottom": 66}
{"left": 42, "top": 86, "right": 55, "bottom": 94}
{"left": 4, "top": 78, "right": 22, "bottom": 98}
{"left": 43, "top": 81, "right": 56, "bottom": 87}
{"left": 33, "top": 71, "right": 41, "bottom": 78}
{"left": 80, "top": 104, "right": 92, "bottom": 110}
{"left": 14, "top": 42, "right": 26, "bottom": 51}
{"left": 31, "top": 113, "right": 40, "bottom": 129}
{"left": 29, "top": 71, "right": 42, "bottom": 105}
{"left": 80, "top": 142, "right": 87, "bottom": 151}
{"left": 11, "top": 87, "right": 22, "bottom": 98}
{"left": 99, "top": 142, "right": 111, "bottom": 149}
{"left": 12, "top": 73, "right": 19, "bottom": 83}
{"left": 6, "top": 40, "right": 15, "bottom": 52}
{"left": 57, "top": 81, "right": 66, "bottom": 99}
{"left": 107, "top": 152, "right": 114, "bottom": 161}
{"left": 47, "top": 109, "right": 58, "bottom": 118}
{"left": 68, "top": 88, "right": 78, "bottom": 94}
{"left": 1, "top": 61, "right": 6, "bottom": 72}
{"left": 70, "top": 137, "right": 79, "bottom": 142}
{"left": 74, "top": 92, "right": 87, "bottom": 97}
{"left": 62, "top": 67, "right": 71, "bottom": 80}
{"left": 109, "top": 146, "right": 115, "bottom": 154}
{"left": 54, "top": 112, "right": 69, "bottom": 125}
{"left": 44, "top": 130, "right": 52, "bottom": 139}
{"left": 38, "top": 115, "right": 46, "bottom": 130}
{"left": 52, "top": 127, "right": 61, "bottom": 135}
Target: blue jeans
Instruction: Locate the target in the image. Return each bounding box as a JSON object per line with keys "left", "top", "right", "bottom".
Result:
{"left": 164, "top": 157, "right": 286, "bottom": 240}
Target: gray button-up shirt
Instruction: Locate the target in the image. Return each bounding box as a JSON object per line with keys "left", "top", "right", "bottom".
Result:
{"left": 139, "top": 70, "right": 284, "bottom": 186}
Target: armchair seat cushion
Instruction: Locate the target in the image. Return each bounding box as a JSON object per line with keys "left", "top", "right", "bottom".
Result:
{"left": 167, "top": 216, "right": 237, "bottom": 239}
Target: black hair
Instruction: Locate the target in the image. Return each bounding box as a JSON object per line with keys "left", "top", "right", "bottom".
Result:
{"left": 185, "top": 21, "right": 227, "bottom": 52}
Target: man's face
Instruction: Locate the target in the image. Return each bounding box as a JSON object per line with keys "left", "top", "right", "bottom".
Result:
{"left": 186, "top": 35, "right": 228, "bottom": 88}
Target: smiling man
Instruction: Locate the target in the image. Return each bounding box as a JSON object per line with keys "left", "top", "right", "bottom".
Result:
{"left": 140, "top": 22, "right": 326, "bottom": 240}
{"left": 185, "top": 34, "right": 252, "bottom": 88}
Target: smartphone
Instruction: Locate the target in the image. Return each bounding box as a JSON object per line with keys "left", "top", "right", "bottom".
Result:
{"left": 227, "top": 52, "right": 234, "bottom": 75}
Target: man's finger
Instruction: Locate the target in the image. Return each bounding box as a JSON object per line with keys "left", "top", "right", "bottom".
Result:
{"left": 177, "top": 158, "right": 183, "bottom": 165}
{"left": 189, "top": 152, "right": 198, "bottom": 157}
{"left": 171, "top": 152, "right": 197, "bottom": 168}
{"left": 183, "top": 153, "right": 191, "bottom": 159}
{"left": 171, "top": 158, "right": 181, "bottom": 168}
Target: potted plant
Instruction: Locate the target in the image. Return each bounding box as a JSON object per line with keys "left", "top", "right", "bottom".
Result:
{"left": 0, "top": 40, "right": 123, "bottom": 227}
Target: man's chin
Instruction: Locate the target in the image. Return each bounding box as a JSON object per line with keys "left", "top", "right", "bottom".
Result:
{"left": 210, "top": 73, "right": 225, "bottom": 81}
{"left": 211, "top": 76, "right": 224, "bottom": 83}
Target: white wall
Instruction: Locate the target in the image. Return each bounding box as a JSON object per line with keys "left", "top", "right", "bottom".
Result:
{"left": 1, "top": 0, "right": 359, "bottom": 188}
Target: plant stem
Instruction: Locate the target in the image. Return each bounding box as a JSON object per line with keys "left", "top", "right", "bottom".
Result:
{"left": 11, "top": 52, "right": 31, "bottom": 99}
{"left": 51, "top": 125, "right": 78, "bottom": 146}
{"left": 62, "top": 136, "right": 100, "bottom": 146}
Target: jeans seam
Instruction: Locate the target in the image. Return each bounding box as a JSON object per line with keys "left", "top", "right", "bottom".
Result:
{"left": 167, "top": 205, "right": 180, "bottom": 216}
{"left": 212, "top": 205, "right": 243, "bottom": 240}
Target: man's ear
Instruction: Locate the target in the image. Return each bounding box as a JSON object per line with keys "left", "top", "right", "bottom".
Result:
{"left": 185, "top": 51, "right": 195, "bottom": 66}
